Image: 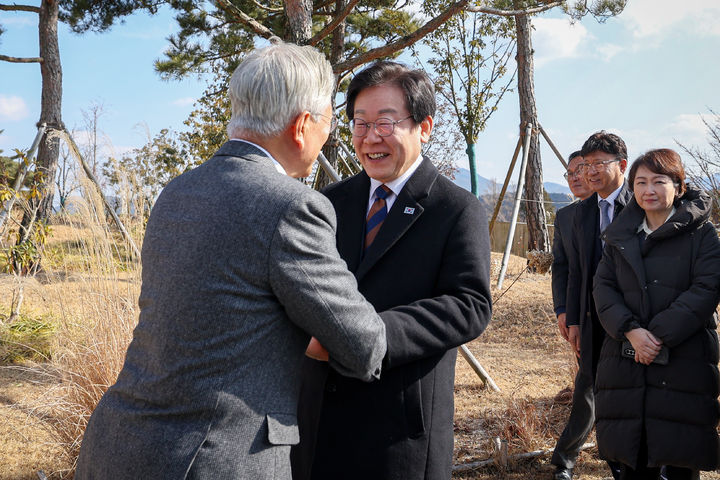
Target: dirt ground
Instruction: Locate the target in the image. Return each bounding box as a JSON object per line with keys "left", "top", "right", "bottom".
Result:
{"left": 1, "top": 248, "right": 719, "bottom": 479}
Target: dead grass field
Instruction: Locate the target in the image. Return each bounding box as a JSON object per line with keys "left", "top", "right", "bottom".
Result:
{"left": 1, "top": 227, "right": 719, "bottom": 479}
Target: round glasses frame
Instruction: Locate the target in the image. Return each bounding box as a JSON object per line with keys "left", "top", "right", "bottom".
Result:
{"left": 350, "top": 115, "right": 413, "bottom": 137}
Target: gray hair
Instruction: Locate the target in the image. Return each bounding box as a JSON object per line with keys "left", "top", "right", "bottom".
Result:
{"left": 227, "top": 40, "right": 334, "bottom": 139}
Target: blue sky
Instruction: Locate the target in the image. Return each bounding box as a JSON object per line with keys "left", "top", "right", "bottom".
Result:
{"left": 1, "top": 1, "right": 719, "bottom": 185}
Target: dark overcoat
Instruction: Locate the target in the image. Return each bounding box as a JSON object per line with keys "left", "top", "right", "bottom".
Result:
{"left": 592, "top": 187, "right": 720, "bottom": 470}
{"left": 293, "top": 158, "right": 492, "bottom": 480}
{"left": 552, "top": 201, "right": 580, "bottom": 316}
{"left": 566, "top": 184, "right": 634, "bottom": 378}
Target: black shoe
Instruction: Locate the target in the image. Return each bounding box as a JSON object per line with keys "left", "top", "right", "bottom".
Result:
{"left": 553, "top": 467, "right": 573, "bottom": 480}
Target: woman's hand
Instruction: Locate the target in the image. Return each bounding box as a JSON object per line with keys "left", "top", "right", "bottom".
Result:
{"left": 625, "top": 328, "right": 663, "bottom": 365}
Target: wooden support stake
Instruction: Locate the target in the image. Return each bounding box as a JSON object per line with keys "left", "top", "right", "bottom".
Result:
{"left": 317, "top": 151, "right": 342, "bottom": 182}
{"left": 453, "top": 442, "right": 596, "bottom": 473}
{"left": 459, "top": 344, "right": 500, "bottom": 392}
{"left": 497, "top": 123, "right": 533, "bottom": 290}
{"left": 61, "top": 128, "right": 141, "bottom": 259}
{"left": 0, "top": 123, "right": 47, "bottom": 235}
{"left": 538, "top": 123, "right": 567, "bottom": 169}
{"left": 488, "top": 136, "right": 523, "bottom": 235}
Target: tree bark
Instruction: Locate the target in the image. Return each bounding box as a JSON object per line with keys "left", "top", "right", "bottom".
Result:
{"left": 35, "top": 0, "right": 63, "bottom": 221}
{"left": 285, "top": 0, "right": 313, "bottom": 44}
{"left": 515, "top": 12, "right": 549, "bottom": 252}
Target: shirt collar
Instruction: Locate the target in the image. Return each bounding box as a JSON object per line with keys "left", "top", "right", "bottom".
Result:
{"left": 597, "top": 182, "right": 624, "bottom": 206}
{"left": 368, "top": 154, "right": 424, "bottom": 198}
{"left": 637, "top": 207, "right": 677, "bottom": 234}
{"left": 230, "top": 138, "right": 286, "bottom": 175}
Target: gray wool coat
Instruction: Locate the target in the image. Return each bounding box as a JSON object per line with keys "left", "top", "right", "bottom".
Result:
{"left": 74, "top": 140, "right": 387, "bottom": 480}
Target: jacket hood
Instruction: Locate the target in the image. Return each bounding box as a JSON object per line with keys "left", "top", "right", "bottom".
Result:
{"left": 603, "top": 185, "right": 712, "bottom": 247}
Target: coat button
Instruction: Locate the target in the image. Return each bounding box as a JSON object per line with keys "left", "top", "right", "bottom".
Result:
{"left": 326, "top": 383, "right": 337, "bottom": 393}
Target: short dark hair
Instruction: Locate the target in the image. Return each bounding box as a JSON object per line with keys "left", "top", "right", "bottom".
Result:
{"left": 580, "top": 131, "right": 627, "bottom": 160}
{"left": 628, "top": 148, "right": 687, "bottom": 197}
{"left": 346, "top": 61, "right": 436, "bottom": 124}
{"left": 568, "top": 150, "right": 582, "bottom": 162}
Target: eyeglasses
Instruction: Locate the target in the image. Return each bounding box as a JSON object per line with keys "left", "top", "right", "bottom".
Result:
{"left": 350, "top": 116, "right": 413, "bottom": 137}
{"left": 313, "top": 113, "right": 338, "bottom": 132}
{"left": 577, "top": 158, "right": 620, "bottom": 173}
{"left": 563, "top": 170, "right": 582, "bottom": 180}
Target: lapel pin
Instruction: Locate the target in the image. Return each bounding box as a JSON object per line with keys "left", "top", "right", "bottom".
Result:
{"left": 403, "top": 207, "right": 415, "bottom": 215}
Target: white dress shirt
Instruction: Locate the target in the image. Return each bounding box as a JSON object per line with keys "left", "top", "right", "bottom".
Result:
{"left": 366, "top": 154, "right": 424, "bottom": 215}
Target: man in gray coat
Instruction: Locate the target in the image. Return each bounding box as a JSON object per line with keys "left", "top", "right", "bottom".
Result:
{"left": 75, "top": 40, "right": 387, "bottom": 480}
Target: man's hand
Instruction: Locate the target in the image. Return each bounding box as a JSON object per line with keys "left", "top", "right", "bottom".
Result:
{"left": 305, "top": 337, "right": 329, "bottom": 362}
{"left": 557, "top": 313, "right": 569, "bottom": 341}
{"left": 625, "top": 328, "right": 662, "bottom": 365}
{"left": 567, "top": 325, "right": 581, "bottom": 357}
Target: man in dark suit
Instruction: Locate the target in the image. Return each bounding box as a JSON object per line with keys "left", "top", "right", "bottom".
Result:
{"left": 562, "top": 131, "right": 633, "bottom": 480}
{"left": 292, "top": 61, "right": 493, "bottom": 480}
{"left": 75, "top": 41, "right": 387, "bottom": 480}
{"left": 549, "top": 151, "right": 593, "bottom": 479}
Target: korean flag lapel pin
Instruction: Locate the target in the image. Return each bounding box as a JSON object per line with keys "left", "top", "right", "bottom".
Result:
{"left": 403, "top": 207, "right": 415, "bottom": 215}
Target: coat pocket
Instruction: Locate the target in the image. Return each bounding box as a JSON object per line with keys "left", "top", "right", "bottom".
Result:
{"left": 403, "top": 378, "right": 425, "bottom": 439}
{"left": 266, "top": 413, "right": 300, "bottom": 446}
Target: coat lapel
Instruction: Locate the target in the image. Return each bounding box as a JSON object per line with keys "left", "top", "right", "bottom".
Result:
{"left": 355, "top": 157, "right": 437, "bottom": 282}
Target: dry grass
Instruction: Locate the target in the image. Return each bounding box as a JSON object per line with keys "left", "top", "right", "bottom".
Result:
{"left": 0, "top": 187, "right": 142, "bottom": 478}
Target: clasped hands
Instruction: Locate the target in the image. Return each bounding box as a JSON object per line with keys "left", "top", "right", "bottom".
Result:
{"left": 625, "top": 327, "right": 663, "bottom": 365}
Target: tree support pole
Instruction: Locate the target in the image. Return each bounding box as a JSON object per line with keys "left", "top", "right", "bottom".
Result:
{"left": 497, "top": 123, "right": 532, "bottom": 290}
{"left": 538, "top": 123, "right": 567, "bottom": 169}
{"left": 488, "top": 136, "right": 523, "bottom": 234}
{"left": 61, "top": 128, "right": 141, "bottom": 259}
{"left": 0, "top": 123, "right": 47, "bottom": 236}
{"left": 459, "top": 344, "right": 500, "bottom": 391}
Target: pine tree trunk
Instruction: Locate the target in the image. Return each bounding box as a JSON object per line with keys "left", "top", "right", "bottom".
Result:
{"left": 285, "top": 0, "right": 313, "bottom": 44}
{"left": 36, "top": 0, "right": 63, "bottom": 221}
{"left": 515, "top": 12, "right": 549, "bottom": 252}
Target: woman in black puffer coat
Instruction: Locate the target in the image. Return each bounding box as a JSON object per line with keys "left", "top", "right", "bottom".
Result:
{"left": 593, "top": 149, "right": 720, "bottom": 480}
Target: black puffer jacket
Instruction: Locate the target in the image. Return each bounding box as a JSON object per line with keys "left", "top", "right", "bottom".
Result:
{"left": 592, "top": 186, "right": 720, "bottom": 470}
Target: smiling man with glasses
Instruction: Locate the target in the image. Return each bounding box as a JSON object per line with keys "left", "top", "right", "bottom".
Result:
{"left": 293, "top": 60, "right": 492, "bottom": 480}
{"left": 558, "top": 131, "right": 632, "bottom": 480}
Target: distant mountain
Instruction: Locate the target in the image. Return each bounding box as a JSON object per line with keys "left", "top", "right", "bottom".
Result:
{"left": 451, "top": 167, "right": 571, "bottom": 196}
{"left": 544, "top": 181, "right": 571, "bottom": 194}
{"left": 452, "top": 168, "right": 494, "bottom": 194}
{"left": 448, "top": 168, "right": 573, "bottom": 221}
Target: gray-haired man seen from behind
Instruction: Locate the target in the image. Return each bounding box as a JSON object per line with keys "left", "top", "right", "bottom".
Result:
{"left": 74, "top": 40, "right": 387, "bottom": 480}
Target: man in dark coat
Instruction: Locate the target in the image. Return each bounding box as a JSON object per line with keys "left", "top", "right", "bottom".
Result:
{"left": 292, "top": 61, "right": 492, "bottom": 480}
{"left": 564, "top": 131, "right": 633, "bottom": 480}
{"left": 550, "top": 151, "right": 593, "bottom": 479}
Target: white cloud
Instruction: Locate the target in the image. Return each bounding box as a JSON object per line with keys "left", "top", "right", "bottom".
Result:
{"left": 532, "top": 18, "right": 589, "bottom": 67}
{"left": 595, "top": 43, "right": 624, "bottom": 62}
{"left": 172, "top": 97, "right": 195, "bottom": 107}
{"left": 0, "top": 95, "right": 30, "bottom": 121}
{"left": 620, "top": 0, "right": 720, "bottom": 38}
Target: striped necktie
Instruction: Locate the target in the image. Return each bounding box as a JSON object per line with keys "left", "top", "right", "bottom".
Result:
{"left": 365, "top": 185, "right": 392, "bottom": 250}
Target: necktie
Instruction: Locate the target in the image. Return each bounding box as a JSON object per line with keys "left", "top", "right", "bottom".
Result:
{"left": 365, "top": 185, "right": 392, "bottom": 250}
{"left": 599, "top": 199, "right": 612, "bottom": 247}
{"left": 599, "top": 199, "right": 612, "bottom": 233}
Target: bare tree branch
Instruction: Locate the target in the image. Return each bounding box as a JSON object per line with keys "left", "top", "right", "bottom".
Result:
{"left": 309, "top": 0, "right": 360, "bottom": 47}
{"left": 333, "top": 0, "right": 471, "bottom": 74}
{"left": 466, "top": 1, "right": 564, "bottom": 16}
{"left": 214, "top": 0, "right": 274, "bottom": 39}
{"left": 0, "top": 3, "right": 40, "bottom": 13}
{"left": 250, "top": 0, "right": 283, "bottom": 13}
{"left": 0, "top": 54, "right": 42, "bottom": 63}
